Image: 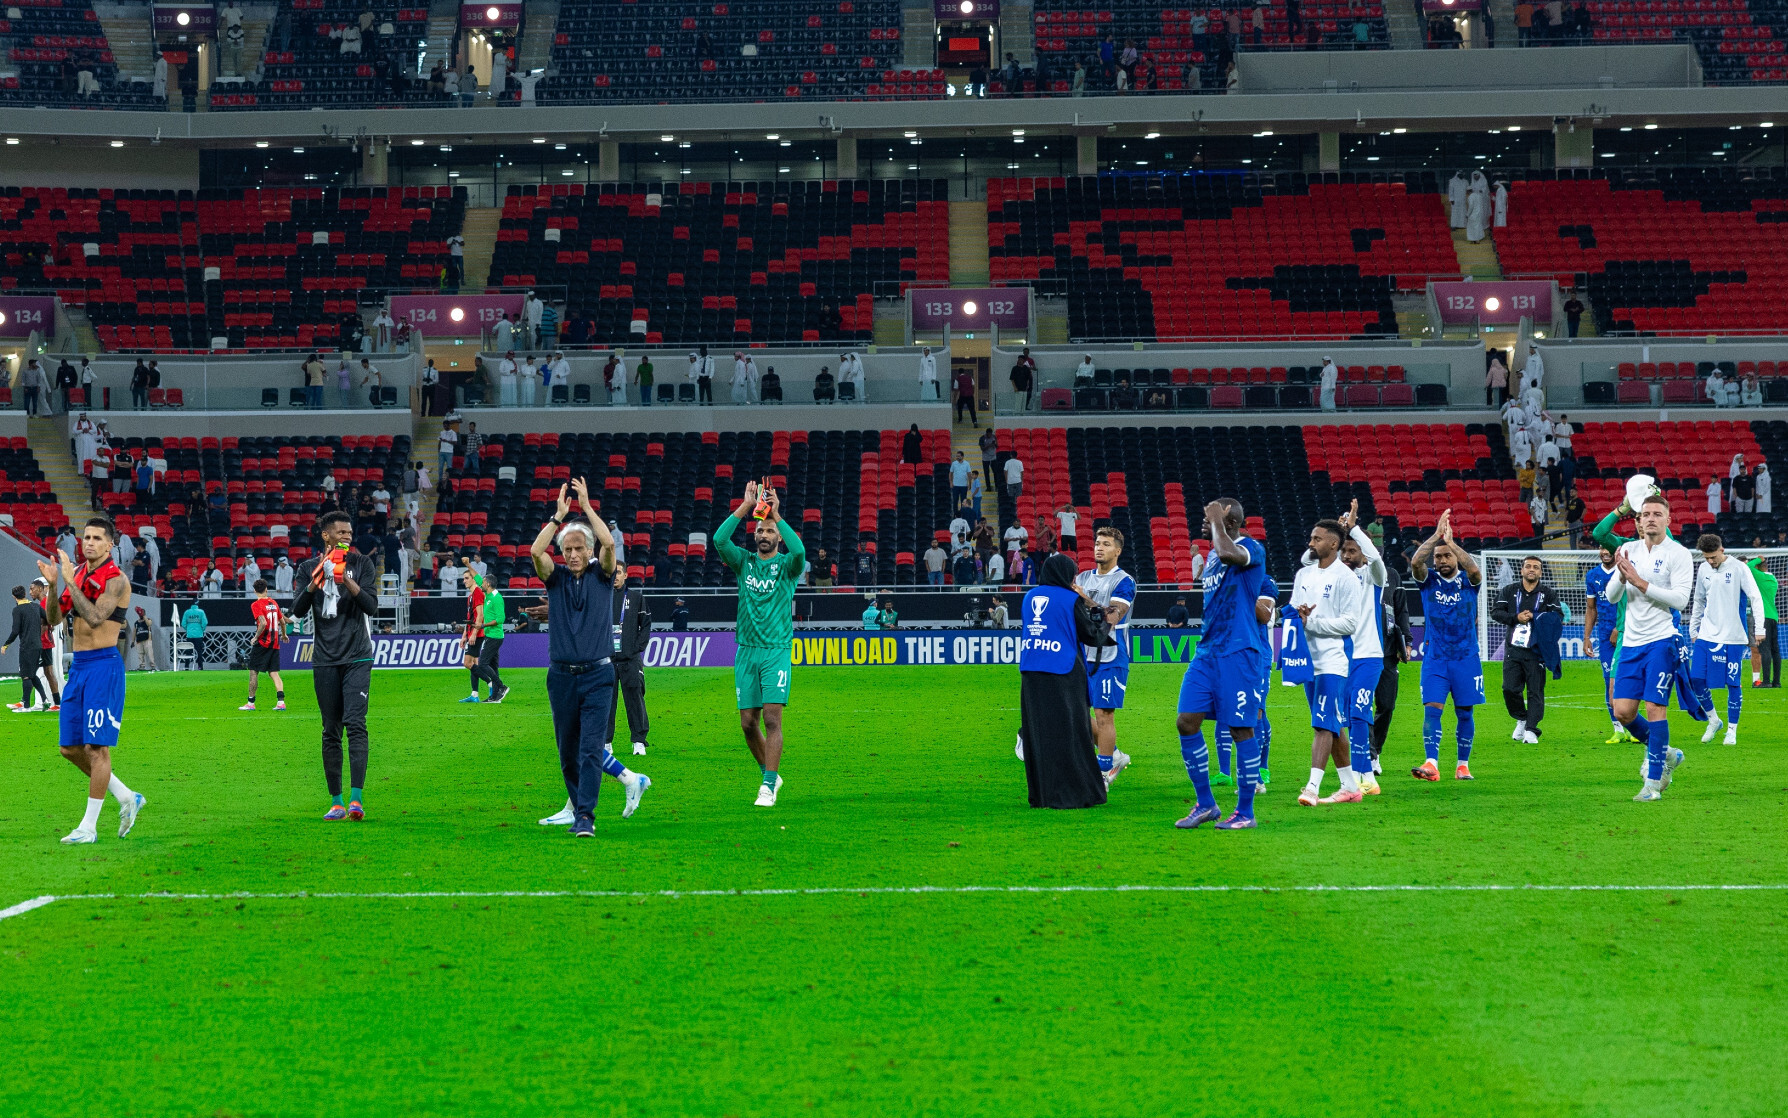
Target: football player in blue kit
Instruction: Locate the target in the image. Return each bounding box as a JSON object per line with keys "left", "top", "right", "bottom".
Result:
{"left": 1214, "top": 576, "right": 1277, "bottom": 792}
{"left": 1076, "top": 527, "right": 1137, "bottom": 786}
{"left": 1173, "top": 499, "right": 1269, "bottom": 831}
{"left": 1582, "top": 546, "right": 1631, "bottom": 744}
{"left": 1409, "top": 511, "right": 1484, "bottom": 781}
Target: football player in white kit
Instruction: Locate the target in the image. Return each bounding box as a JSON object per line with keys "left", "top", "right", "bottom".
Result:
{"left": 1688, "top": 533, "right": 1764, "bottom": 746}
{"left": 1076, "top": 527, "right": 1136, "bottom": 786}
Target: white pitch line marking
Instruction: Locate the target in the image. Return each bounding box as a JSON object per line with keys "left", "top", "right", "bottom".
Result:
{"left": 4, "top": 882, "right": 1788, "bottom": 921}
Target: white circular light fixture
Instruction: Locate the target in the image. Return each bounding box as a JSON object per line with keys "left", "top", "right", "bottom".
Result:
{"left": 486, "top": 6, "right": 499, "bottom": 19}
{"left": 1483, "top": 297, "right": 1501, "bottom": 312}
{"left": 962, "top": 300, "right": 978, "bottom": 316}
{"left": 960, "top": 0, "right": 973, "bottom": 12}
{"left": 449, "top": 307, "right": 466, "bottom": 323}
{"left": 176, "top": 10, "right": 190, "bottom": 24}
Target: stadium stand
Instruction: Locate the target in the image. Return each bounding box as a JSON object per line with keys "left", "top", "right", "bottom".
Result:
{"left": 0, "top": 0, "right": 159, "bottom": 107}
{"left": 210, "top": 2, "right": 433, "bottom": 110}
{"left": 1520, "top": 0, "right": 1787, "bottom": 85}
{"left": 428, "top": 427, "right": 954, "bottom": 589}
{"left": 149, "top": 433, "right": 414, "bottom": 590}
{"left": 0, "top": 437, "right": 66, "bottom": 550}
{"left": 1029, "top": 0, "right": 1388, "bottom": 96}
{"left": 1050, "top": 359, "right": 1424, "bottom": 413}
{"left": 987, "top": 173, "right": 1452, "bottom": 343}
{"left": 538, "top": 0, "right": 927, "bottom": 104}
{"left": 1568, "top": 418, "right": 1763, "bottom": 541}
{"left": 0, "top": 186, "right": 464, "bottom": 352}
{"left": 1493, "top": 169, "right": 1788, "bottom": 338}
{"left": 492, "top": 180, "right": 947, "bottom": 346}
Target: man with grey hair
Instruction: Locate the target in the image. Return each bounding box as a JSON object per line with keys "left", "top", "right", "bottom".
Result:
{"left": 532, "top": 478, "right": 649, "bottom": 836}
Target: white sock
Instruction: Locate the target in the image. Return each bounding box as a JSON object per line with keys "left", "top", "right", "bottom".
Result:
{"left": 561, "top": 798, "right": 574, "bottom": 814}
{"left": 107, "top": 774, "right": 135, "bottom": 806}
{"left": 1339, "top": 766, "right": 1359, "bottom": 792}
{"left": 79, "top": 796, "right": 104, "bottom": 832}
{"left": 1753, "top": 672, "right": 1762, "bottom": 683}
{"left": 1306, "top": 766, "right": 1326, "bottom": 791}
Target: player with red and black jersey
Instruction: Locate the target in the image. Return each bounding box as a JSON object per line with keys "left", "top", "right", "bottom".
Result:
{"left": 240, "top": 579, "right": 290, "bottom": 712}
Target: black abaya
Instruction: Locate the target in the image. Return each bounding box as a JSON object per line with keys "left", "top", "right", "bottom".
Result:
{"left": 1019, "top": 659, "right": 1107, "bottom": 809}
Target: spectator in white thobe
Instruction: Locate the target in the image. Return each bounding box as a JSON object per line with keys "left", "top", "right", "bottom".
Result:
{"left": 1448, "top": 172, "right": 1469, "bottom": 229}
{"left": 1465, "top": 190, "right": 1488, "bottom": 243}
{"left": 1707, "top": 478, "right": 1723, "bottom": 516}
{"left": 1757, "top": 463, "right": 1772, "bottom": 513}
{"left": 1319, "top": 356, "right": 1339, "bottom": 410}
{"left": 919, "top": 347, "right": 939, "bottom": 401}
{"left": 839, "top": 352, "right": 866, "bottom": 402}
{"left": 1493, "top": 181, "right": 1509, "bottom": 227}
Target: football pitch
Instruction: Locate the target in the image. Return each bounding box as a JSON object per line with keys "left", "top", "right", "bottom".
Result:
{"left": 3, "top": 661, "right": 1787, "bottom": 1117}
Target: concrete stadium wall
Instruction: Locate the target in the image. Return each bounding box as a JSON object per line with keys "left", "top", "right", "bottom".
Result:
{"left": 37, "top": 351, "right": 421, "bottom": 413}
{"left": 43, "top": 409, "right": 415, "bottom": 440}
{"left": 458, "top": 401, "right": 949, "bottom": 435}
{"left": 470, "top": 345, "right": 947, "bottom": 406}
{"left": 1538, "top": 337, "right": 1788, "bottom": 407}
{"left": 0, "top": 411, "right": 26, "bottom": 439}
{"left": 0, "top": 146, "right": 201, "bottom": 191}
{"left": 1238, "top": 44, "right": 1701, "bottom": 93}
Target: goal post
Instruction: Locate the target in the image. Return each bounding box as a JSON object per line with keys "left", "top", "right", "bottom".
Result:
{"left": 1475, "top": 548, "right": 1788, "bottom": 662}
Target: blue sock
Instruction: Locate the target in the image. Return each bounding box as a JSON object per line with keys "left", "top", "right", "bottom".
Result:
{"left": 1602, "top": 677, "right": 1617, "bottom": 725}
{"left": 1180, "top": 733, "right": 1217, "bottom": 811}
{"left": 1258, "top": 715, "right": 1272, "bottom": 767}
{"left": 1098, "top": 753, "right": 1114, "bottom": 773}
{"left": 1625, "top": 715, "right": 1651, "bottom": 744}
{"left": 1349, "top": 714, "right": 1373, "bottom": 776}
{"left": 1646, "top": 718, "right": 1669, "bottom": 780}
{"left": 1693, "top": 683, "right": 1716, "bottom": 720}
{"left": 1235, "top": 732, "right": 1261, "bottom": 818}
{"left": 1727, "top": 687, "right": 1742, "bottom": 727}
{"left": 1214, "top": 724, "right": 1233, "bottom": 776}
{"left": 1456, "top": 708, "right": 1475, "bottom": 764}
{"left": 599, "top": 749, "right": 627, "bottom": 778}
{"left": 1423, "top": 705, "right": 1443, "bottom": 762}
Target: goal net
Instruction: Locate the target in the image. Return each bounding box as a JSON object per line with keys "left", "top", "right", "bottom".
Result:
{"left": 1475, "top": 548, "right": 1788, "bottom": 661}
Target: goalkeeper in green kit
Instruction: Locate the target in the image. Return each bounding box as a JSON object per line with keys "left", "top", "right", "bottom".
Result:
{"left": 716, "top": 478, "right": 805, "bottom": 807}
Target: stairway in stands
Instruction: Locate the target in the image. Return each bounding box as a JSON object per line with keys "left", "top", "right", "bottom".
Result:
{"left": 412, "top": 415, "right": 446, "bottom": 536}
{"left": 516, "top": 0, "right": 560, "bottom": 75}
{"left": 1450, "top": 196, "right": 1503, "bottom": 279}
{"left": 26, "top": 417, "right": 93, "bottom": 522}
{"left": 949, "top": 201, "right": 989, "bottom": 285}
{"left": 458, "top": 207, "right": 502, "bottom": 288}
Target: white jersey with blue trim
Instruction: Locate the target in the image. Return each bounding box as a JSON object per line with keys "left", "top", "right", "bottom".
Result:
{"left": 1076, "top": 564, "right": 1136, "bottom": 667}
{"left": 1301, "top": 525, "right": 1386, "bottom": 661}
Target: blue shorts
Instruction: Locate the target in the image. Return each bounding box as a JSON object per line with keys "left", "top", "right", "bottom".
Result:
{"left": 1613, "top": 638, "right": 1677, "bottom": 705}
{"left": 1304, "top": 673, "right": 1347, "bottom": 732}
{"left": 1179, "top": 651, "right": 1262, "bottom": 729}
{"left": 1420, "top": 658, "right": 1486, "bottom": 707}
{"left": 1347, "top": 658, "right": 1383, "bottom": 726}
{"left": 1087, "top": 656, "right": 1129, "bottom": 710}
{"left": 1593, "top": 627, "right": 1617, "bottom": 676}
{"left": 60, "top": 647, "right": 125, "bottom": 749}
{"left": 1690, "top": 639, "right": 1747, "bottom": 691}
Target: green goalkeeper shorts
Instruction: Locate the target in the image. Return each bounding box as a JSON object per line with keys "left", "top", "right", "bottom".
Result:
{"left": 735, "top": 645, "right": 792, "bottom": 709}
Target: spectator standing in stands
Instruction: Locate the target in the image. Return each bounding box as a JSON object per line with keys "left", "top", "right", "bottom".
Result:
{"left": 359, "top": 358, "right": 383, "bottom": 407}
{"left": 129, "top": 359, "right": 150, "bottom": 410}
{"left": 902, "top": 423, "right": 923, "bottom": 465}
{"left": 925, "top": 541, "right": 948, "bottom": 586}
{"left": 462, "top": 422, "right": 483, "bottom": 476}
{"left": 1757, "top": 463, "right": 1771, "bottom": 513}
{"left": 1528, "top": 493, "right": 1548, "bottom": 540}
{"left": 1009, "top": 354, "right": 1035, "bottom": 411}
{"left": 950, "top": 452, "right": 972, "bottom": 511}
{"left": 949, "top": 506, "right": 972, "bottom": 553}
{"left": 1707, "top": 476, "right": 1723, "bottom": 518}
{"left": 1733, "top": 468, "right": 1756, "bottom": 514}
{"left": 954, "top": 366, "right": 978, "bottom": 426}
{"left": 1516, "top": 0, "right": 1534, "bottom": 44}
{"left": 371, "top": 309, "right": 394, "bottom": 352}
{"left": 492, "top": 313, "right": 515, "bottom": 355}
{"left": 634, "top": 353, "right": 654, "bottom": 406}
{"left": 839, "top": 352, "right": 867, "bottom": 402}
{"left": 446, "top": 233, "right": 464, "bottom": 288}
{"left": 19, "top": 359, "right": 46, "bottom": 417}
{"left": 1319, "top": 355, "right": 1339, "bottom": 411}
{"left": 1485, "top": 352, "right": 1509, "bottom": 406}
{"left": 695, "top": 346, "right": 715, "bottom": 404}
{"left": 1559, "top": 294, "right": 1585, "bottom": 337}
{"left": 810, "top": 548, "right": 834, "bottom": 588}
{"left": 152, "top": 51, "right": 168, "bottom": 101}
{"left": 437, "top": 422, "right": 458, "bottom": 479}
{"left": 979, "top": 428, "right": 999, "bottom": 489}
{"left": 1071, "top": 59, "right": 1086, "bottom": 95}
{"left": 523, "top": 292, "right": 545, "bottom": 350}
{"left": 731, "top": 352, "right": 753, "bottom": 404}
{"left": 919, "top": 347, "right": 939, "bottom": 401}
{"left": 1098, "top": 32, "right": 1115, "bottom": 80}
{"left": 54, "top": 358, "right": 77, "bottom": 414}
{"left": 1057, "top": 502, "right": 1079, "bottom": 555}
{"left": 1005, "top": 453, "right": 1024, "bottom": 502}
{"left": 1251, "top": 4, "right": 1265, "bottom": 45}
{"left": 302, "top": 353, "right": 326, "bottom": 409}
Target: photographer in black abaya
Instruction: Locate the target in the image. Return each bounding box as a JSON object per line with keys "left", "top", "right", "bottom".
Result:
{"left": 1016, "top": 553, "right": 1112, "bottom": 809}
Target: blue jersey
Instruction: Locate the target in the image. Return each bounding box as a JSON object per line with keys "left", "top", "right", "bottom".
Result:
{"left": 1585, "top": 564, "right": 1617, "bottom": 635}
{"left": 1198, "top": 536, "right": 1268, "bottom": 658}
{"left": 1419, "top": 569, "right": 1480, "bottom": 663}
{"left": 1257, "top": 576, "right": 1279, "bottom": 679}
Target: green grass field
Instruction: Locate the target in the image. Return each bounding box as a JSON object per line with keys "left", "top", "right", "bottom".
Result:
{"left": 3, "top": 660, "right": 1787, "bottom": 1117}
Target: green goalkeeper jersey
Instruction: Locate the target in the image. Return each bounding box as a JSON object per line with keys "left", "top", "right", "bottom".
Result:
{"left": 715, "top": 512, "right": 806, "bottom": 648}
{"left": 1591, "top": 509, "right": 1635, "bottom": 639}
